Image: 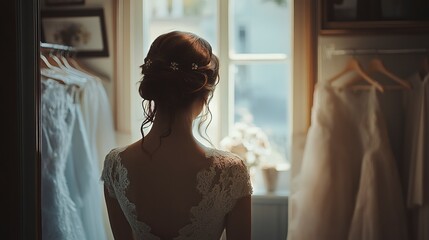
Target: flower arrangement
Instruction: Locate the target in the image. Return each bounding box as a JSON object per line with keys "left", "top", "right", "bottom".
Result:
{"left": 220, "top": 121, "right": 271, "bottom": 170}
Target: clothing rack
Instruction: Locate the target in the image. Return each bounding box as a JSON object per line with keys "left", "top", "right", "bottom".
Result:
{"left": 325, "top": 44, "right": 429, "bottom": 59}
{"left": 40, "top": 42, "right": 75, "bottom": 52}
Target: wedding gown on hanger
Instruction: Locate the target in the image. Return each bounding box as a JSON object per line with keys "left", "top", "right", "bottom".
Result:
{"left": 403, "top": 73, "right": 429, "bottom": 240}
{"left": 65, "top": 100, "right": 107, "bottom": 240}
{"left": 80, "top": 76, "right": 116, "bottom": 169}
{"left": 41, "top": 78, "right": 85, "bottom": 240}
{"left": 78, "top": 70, "right": 116, "bottom": 240}
{"left": 288, "top": 83, "right": 407, "bottom": 240}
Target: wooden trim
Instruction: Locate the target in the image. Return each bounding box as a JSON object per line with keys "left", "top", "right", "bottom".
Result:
{"left": 291, "top": 0, "right": 317, "bottom": 136}
{"left": 218, "top": 0, "right": 231, "bottom": 138}
{"left": 15, "top": 0, "right": 41, "bottom": 239}
{"left": 113, "top": 0, "right": 144, "bottom": 142}
{"left": 289, "top": 0, "right": 318, "bottom": 231}
{"left": 4, "top": 1, "right": 20, "bottom": 238}
{"left": 114, "top": 0, "right": 131, "bottom": 134}
{"left": 305, "top": 0, "right": 318, "bottom": 128}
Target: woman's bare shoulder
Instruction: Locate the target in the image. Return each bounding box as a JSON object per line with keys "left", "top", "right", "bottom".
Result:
{"left": 206, "top": 148, "right": 246, "bottom": 168}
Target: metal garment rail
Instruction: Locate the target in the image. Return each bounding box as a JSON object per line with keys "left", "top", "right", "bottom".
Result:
{"left": 40, "top": 42, "right": 75, "bottom": 52}
{"left": 325, "top": 45, "right": 429, "bottom": 59}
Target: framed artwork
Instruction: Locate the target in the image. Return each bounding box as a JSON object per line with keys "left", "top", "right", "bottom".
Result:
{"left": 319, "top": 0, "right": 429, "bottom": 35}
{"left": 45, "top": 0, "right": 85, "bottom": 6}
{"left": 41, "top": 8, "right": 109, "bottom": 57}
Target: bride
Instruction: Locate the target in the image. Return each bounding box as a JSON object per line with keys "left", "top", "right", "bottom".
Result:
{"left": 101, "top": 31, "right": 253, "bottom": 240}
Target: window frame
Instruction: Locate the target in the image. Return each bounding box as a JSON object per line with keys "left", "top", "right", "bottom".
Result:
{"left": 218, "top": 0, "right": 290, "bottom": 140}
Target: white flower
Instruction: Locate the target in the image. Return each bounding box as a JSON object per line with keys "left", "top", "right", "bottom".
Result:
{"left": 220, "top": 121, "right": 271, "bottom": 169}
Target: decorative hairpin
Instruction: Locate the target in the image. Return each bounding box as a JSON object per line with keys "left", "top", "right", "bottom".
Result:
{"left": 144, "top": 60, "right": 199, "bottom": 71}
{"left": 170, "top": 62, "right": 179, "bottom": 71}
{"left": 144, "top": 59, "right": 152, "bottom": 68}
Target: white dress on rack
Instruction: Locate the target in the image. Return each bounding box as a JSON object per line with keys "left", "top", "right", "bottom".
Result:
{"left": 101, "top": 147, "right": 253, "bottom": 240}
{"left": 403, "top": 73, "right": 429, "bottom": 240}
{"left": 65, "top": 100, "right": 107, "bottom": 240}
{"left": 79, "top": 73, "right": 116, "bottom": 240}
{"left": 80, "top": 76, "right": 116, "bottom": 169}
{"left": 41, "top": 78, "right": 85, "bottom": 240}
{"left": 288, "top": 84, "right": 407, "bottom": 240}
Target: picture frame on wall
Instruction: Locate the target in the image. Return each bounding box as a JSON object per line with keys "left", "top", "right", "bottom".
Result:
{"left": 45, "top": 0, "right": 85, "bottom": 6}
{"left": 319, "top": 0, "right": 429, "bottom": 35}
{"left": 41, "top": 8, "right": 109, "bottom": 57}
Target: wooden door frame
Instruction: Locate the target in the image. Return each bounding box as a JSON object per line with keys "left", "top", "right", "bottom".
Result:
{"left": 6, "top": 0, "right": 41, "bottom": 239}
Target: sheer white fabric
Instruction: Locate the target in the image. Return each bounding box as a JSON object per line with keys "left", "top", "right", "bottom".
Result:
{"left": 404, "top": 73, "right": 429, "bottom": 207}
{"left": 65, "top": 101, "right": 107, "bottom": 240}
{"left": 288, "top": 84, "right": 407, "bottom": 240}
{"left": 80, "top": 78, "right": 116, "bottom": 169}
{"left": 41, "top": 78, "right": 85, "bottom": 240}
{"left": 101, "top": 147, "right": 253, "bottom": 240}
{"left": 403, "top": 73, "right": 429, "bottom": 240}
{"left": 70, "top": 66, "right": 116, "bottom": 240}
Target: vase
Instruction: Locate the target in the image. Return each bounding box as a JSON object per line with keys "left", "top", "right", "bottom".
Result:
{"left": 261, "top": 165, "right": 278, "bottom": 193}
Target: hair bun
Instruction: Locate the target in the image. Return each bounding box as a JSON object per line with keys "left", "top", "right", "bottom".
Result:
{"left": 138, "top": 31, "right": 219, "bottom": 109}
{"left": 140, "top": 71, "right": 183, "bottom": 102}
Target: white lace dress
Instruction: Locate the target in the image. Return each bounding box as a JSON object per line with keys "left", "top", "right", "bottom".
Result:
{"left": 41, "top": 78, "right": 85, "bottom": 240}
{"left": 101, "top": 147, "right": 253, "bottom": 240}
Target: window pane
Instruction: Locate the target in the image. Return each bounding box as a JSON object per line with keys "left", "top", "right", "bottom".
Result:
{"left": 233, "top": 63, "right": 291, "bottom": 164}
{"left": 230, "top": 0, "right": 291, "bottom": 54}
{"left": 143, "top": 0, "right": 218, "bottom": 54}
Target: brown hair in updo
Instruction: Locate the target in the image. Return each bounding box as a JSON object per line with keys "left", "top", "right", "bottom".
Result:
{"left": 138, "top": 31, "right": 219, "bottom": 141}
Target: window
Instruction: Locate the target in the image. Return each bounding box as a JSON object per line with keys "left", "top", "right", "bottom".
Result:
{"left": 141, "top": 0, "right": 292, "bottom": 183}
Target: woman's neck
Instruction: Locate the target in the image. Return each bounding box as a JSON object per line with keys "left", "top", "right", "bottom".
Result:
{"left": 140, "top": 105, "right": 209, "bottom": 158}
{"left": 141, "top": 110, "right": 203, "bottom": 157}
{"left": 146, "top": 110, "right": 195, "bottom": 140}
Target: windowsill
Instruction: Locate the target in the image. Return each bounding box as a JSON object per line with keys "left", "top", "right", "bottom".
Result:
{"left": 250, "top": 165, "right": 290, "bottom": 199}
{"left": 252, "top": 189, "right": 289, "bottom": 197}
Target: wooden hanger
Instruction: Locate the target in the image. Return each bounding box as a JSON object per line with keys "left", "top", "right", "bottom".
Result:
{"left": 43, "top": 49, "right": 62, "bottom": 68}
{"left": 42, "top": 50, "right": 87, "bottom": 87}
{"left": 54, "top": 51, "right": 82, "bottom": 75}
{"left": 60, "top": 53, "right": 94, "bottom": 79}
{"left": 67, "top": 56, "right": 96, "bottom": 76}
{"left": 328, "top": 57, "right": 384, "bottom": 92}
{"left": 40, "top": 51, "right": 56, "bottom": 69}
{"left": 40, "top": 55, "right": 69, "bottom": 84}
{"left": 50, "top": 50, "right": 70, "bottom": 70}
{"left": 40, "top": 54, "right": 49, "bottom": 69}
{"left": 66, "top": 56, "right": 106, "bottom": 83}
{"left": 368, "top": 58, "right": 411, "bottom": 89}
{"left": 60, "top": 52, "right": 77, "bottom": 71}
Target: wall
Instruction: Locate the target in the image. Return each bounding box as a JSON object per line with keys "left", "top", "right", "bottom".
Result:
{"left": 41, "top": 0, "right": 116, "bottom": 125}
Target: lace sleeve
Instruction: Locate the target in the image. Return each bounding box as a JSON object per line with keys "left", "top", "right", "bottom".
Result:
{"left": 229, "top": 155, "right": 253, "bottom": 199}
{"left": 100, "top": 149, "right": 117, "bottom": 199}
